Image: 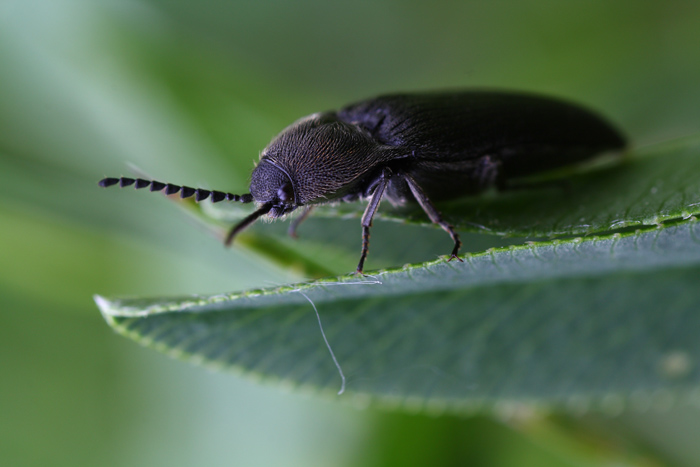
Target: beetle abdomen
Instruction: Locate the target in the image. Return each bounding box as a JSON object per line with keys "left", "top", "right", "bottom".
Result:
{"left": 338, "top": 91, "right": 626, "bottom": 179}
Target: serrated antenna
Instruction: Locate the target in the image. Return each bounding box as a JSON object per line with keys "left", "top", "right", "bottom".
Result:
{"left": 98, "top": 177, "right": 254, "bottom": 203}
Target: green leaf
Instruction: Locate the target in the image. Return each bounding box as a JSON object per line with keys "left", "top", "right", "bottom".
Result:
{"left": 96, "top": 136, "right": 700, "bottom": 412}
{"left": 97, "top": 218, "right": 700, "bottom": 412}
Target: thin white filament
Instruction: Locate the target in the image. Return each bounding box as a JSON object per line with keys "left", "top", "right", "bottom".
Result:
{"left": 297, "top": 290, "right": 346, "bottom": 395}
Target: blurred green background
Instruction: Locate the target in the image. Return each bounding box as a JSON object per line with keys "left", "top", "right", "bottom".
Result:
{"left": 2, "top": 1, "right": 700, "bottom": 466}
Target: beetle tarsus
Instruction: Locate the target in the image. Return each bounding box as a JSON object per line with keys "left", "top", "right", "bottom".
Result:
{"left": 447, "top": 248, "right": 463, "bottom": 263}
{"left": 443, "top": 223, "right": 463, "bottom": 262}
{"left": 355, "top": 225, "right": 371, "bottom": 274}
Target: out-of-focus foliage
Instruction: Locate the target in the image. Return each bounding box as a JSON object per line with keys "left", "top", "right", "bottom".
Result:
{"left": 3, "top": 1, "right": 700, "bottom": 466}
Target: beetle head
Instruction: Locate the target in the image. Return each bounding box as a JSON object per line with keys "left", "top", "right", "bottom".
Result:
{"left": 249, "top": 159, "right": 298, "bottom": 218}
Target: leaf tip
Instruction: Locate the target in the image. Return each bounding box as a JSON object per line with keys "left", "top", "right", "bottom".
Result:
{"left": 93, "top": 294, "right": 114, "bottom": 317}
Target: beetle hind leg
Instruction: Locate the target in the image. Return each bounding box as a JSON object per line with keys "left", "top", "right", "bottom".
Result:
{"left": 402, "top": 173, "right": 463, "bottom": 263}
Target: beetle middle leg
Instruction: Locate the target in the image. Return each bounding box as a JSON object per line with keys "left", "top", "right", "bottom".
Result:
{"left": 356, "top": 167, "right": 393, "bottom": 274}
{"left": 402, "top": 173, "right": 463, "bottom": 263}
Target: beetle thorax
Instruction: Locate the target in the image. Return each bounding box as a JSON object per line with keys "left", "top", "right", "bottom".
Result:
{"left": 250, "top": 112, "right": 391, "bottom": 211}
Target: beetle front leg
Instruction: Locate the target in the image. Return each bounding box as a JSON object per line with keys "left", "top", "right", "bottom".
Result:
{"left": 287, "top": 206, "right": 314, "bottom": 238}
{"left": 356, "top": 167, "right": 392, "bottom": 274}
{"left": 402, "top": 173, "right": 463, "bottom": 262}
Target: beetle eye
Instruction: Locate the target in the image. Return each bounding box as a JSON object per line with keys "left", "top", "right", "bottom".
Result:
{"left": 277, "top": 182, "right": 294, "bottom": 203}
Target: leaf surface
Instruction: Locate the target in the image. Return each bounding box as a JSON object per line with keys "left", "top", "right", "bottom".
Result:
{"left": 98, "top": 218, "right": 700, "bottom": 411}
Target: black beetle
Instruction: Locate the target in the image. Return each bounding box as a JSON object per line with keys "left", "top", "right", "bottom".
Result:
{"left": 100, "top": 90, "right": 626, "bottom": 273}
